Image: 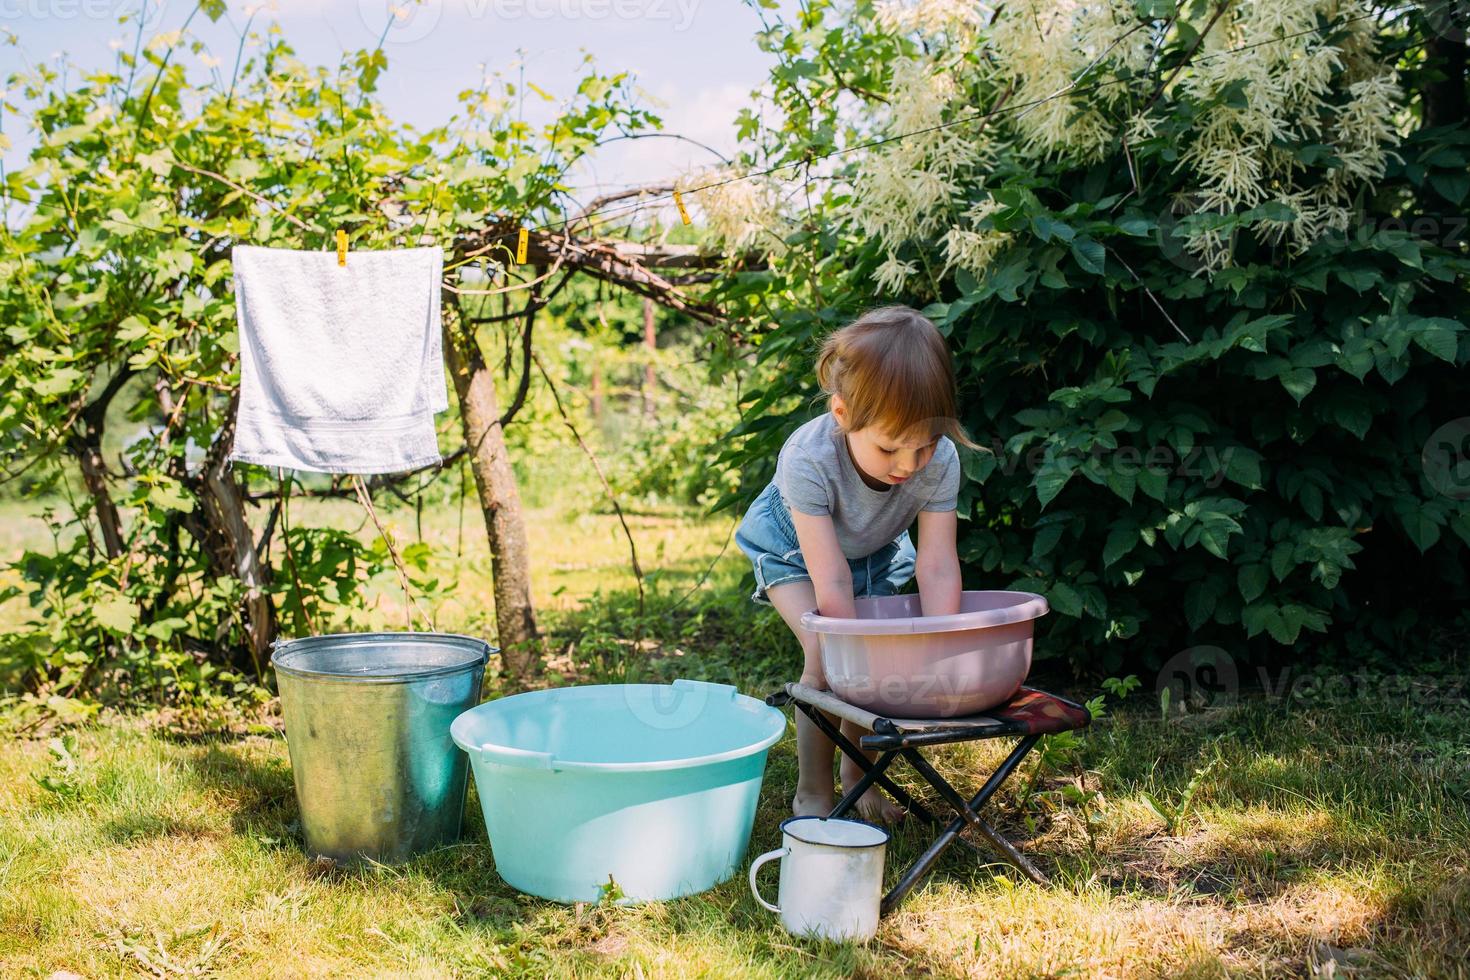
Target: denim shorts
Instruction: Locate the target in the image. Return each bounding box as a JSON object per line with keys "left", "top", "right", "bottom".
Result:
{"left": 734, "top": 482, "right": 916, "bottom": 606}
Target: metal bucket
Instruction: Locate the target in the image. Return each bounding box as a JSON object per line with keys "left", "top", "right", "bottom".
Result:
{"left": 271, "top": 632, "right": 492, "bottom": 864}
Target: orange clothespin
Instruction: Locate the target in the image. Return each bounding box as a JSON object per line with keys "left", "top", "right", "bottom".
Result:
{"left": 672, "top": 188, "right": 691, "bottom": 225}
{"left": 336, "top": 229, "right": 348, "bottom": 267}
{"left": 515, "top": 226, "right": 528, "bottom": 264}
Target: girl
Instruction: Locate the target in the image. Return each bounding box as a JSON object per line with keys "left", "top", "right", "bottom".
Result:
{"left": 736, "top": 305, "right": 975, "bottom": 822}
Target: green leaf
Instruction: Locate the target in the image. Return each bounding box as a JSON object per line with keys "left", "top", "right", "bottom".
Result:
{"left": 1330, "top": 399, "right": 1373, "bottom": 439}
{"left": 1400, "top": 507, "right": 1441, "bottom": 552}
{"left": 1193, "top": 514, "right": 1241, "bottom": 559}
{"left": 1103, "top": 524, "right": 1137, "bottom": 567}
{"left": 1335, "top": 336, "right": 1375, "bottom": 380}
{"left": 1048, "top": 581, "right": 1084, "bottom": 617}
{"left": 117, "top": 315, "right": 151, "bottom": 341}
{"left": 1115, "top": 215, "right": 1152, "bottom": 236}
{"left": 1105, "top": 463, "right": 1136, "bottom": 504}
{"left": 1237, "top": 563, "right": 1268, "bottom": 603}
{"left": 1278, "top": 367, "right": 1316, "bottom": 403}
{"left": 1133, "top": 0, "right": 1176, "bottom": 18}
{"left": 1374, "top": 348, "right": 1409, "bottom": 385}
{"left": 147, "top": 480, "right": 196, "bottom": 513}
{"left": 1137, "top": 465, "right": 1168, "bottom": 502}
{"left": 1183, "top": 576, "right": 1225, "bottom": 629}
{"left": 1334, "top": 267, "right": 1378, "bottom": 293}
{"left": 1298, "top": 482, "right": 1324, "bottom": 521}
{"left": 962, "top": 448, "right": 998, "bottom": 484}
{"left": 1070, "top": 237, "right": 1107, "bottom": 276}
{"left": 1411, "top": 317, "right": 1462, "bottom": 363}
{"left": 1031, "top": 215, "right": 1075, "bottom": 242}
{"left": 1034, "top": 458, "right": 1075, "bottom": 508}
{"left": 33, "top": 367, "right": 85, "bottom": 397}
{"left": 1222, "top": 448, "right": 1262, "bottom": 489}
{"left": 94, "top": 596, "right": 138, "bottom": 634}
{"left": 1032, "top": 521, "right": 1066, "bottom": 559}
{"left": 1430, "top": 171, "right": 1469, "bottom": 205}
{"left": 1270, "top": 541, "right": 1296, "bottom": 581}
{"left": 1241, "top": 601, "right": 1274, "bottom": 639}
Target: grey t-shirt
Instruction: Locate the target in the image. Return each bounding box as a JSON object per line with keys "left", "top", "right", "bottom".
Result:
{"left": 774, "top": 412, "right": 960, "bottom": 559}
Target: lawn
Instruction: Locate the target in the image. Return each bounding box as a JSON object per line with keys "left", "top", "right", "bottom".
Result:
{"left": 7, "top": 677, "right": 1469, "bottom": 976}
{"left": 3, "top": 497, "right": 1470, "bottom": 977}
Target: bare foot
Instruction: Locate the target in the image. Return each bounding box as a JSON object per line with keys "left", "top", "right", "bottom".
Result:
{"left": 842, "top": 783, "right": 907, "bottom": 824}
{"left": 792, "top": 789, "right": 833, "bottom": 818}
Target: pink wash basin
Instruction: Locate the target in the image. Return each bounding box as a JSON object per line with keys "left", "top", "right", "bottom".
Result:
{"left": 799, "top": 591, "right": 1049, "bottom": 719}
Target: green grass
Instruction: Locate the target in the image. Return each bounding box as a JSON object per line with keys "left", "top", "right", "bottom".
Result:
{"left": 3, "top": 497, "right": 1470, "bottom": 976}
{"left": 5, "top": 683, "right": 1469, "bottom": 976}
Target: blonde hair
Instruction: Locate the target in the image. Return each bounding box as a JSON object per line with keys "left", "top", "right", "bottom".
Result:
{"left": 814, "top": 305, "right": 978, "bottom": 449}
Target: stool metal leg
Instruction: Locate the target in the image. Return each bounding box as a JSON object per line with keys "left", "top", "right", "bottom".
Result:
{"left": 830, "top": 750, "right": 897, "bottom": 818}
{"left": 795, "top": 702, "right": 940, "bottom": 824}
{"left": 901, "top": 746, "right": 1048, "bottom": 886}
{"left": 795, "top": 701, "right": 999, "bottom": 861}
{"left": 881, "top": 734, "right": 1044, "bottom": 915}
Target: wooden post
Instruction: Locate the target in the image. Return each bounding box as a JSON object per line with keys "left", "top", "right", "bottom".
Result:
{"left": 590, "top": 360, "right": 603, "bottom": 421}
{"left": 642, "top": 296, "right": 657, "bottom": 422}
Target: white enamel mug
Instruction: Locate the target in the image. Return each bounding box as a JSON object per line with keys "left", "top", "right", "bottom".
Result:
{"left": 748, "top": 816, "right": 890, "bottom": 942}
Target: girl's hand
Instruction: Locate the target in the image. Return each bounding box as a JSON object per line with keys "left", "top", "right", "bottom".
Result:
{"left": 915, "top": 509, "right": 962, "bottom": 617}
{"left": 790, "top": 510, "right": 857, "bottom": 618}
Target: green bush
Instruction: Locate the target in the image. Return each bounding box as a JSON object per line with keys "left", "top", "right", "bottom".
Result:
{"left": 716, "top": 3, "right": 1470, "bottom": 671}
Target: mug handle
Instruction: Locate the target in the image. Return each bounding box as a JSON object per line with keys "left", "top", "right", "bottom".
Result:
{"left": 747, "top": 847, "right": 788, "bottom": 913}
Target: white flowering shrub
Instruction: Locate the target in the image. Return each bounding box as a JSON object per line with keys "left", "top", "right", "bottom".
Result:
{"left": 718, "top": 0, "right": 1470, "bottom": 669}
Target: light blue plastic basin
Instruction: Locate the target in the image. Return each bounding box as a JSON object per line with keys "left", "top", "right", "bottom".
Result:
{"left": 450, "top": 679, "right": 786, "bottom": 904}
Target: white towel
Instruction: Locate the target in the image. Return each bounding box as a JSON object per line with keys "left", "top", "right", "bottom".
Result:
{"left": 229, "top": 244, "right": 448, "bottom": 475}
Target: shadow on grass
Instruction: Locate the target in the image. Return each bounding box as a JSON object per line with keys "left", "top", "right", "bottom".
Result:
{"left": 98, "top": 810, "right": 223, "bottom": 845}
{"left": 177, "top": 740, "right": 298, "bottom": 844}
{"left": 169, "top": 734, "right": 544, "bottom": 934}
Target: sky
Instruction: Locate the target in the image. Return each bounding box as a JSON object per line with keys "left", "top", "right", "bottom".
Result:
{"left": 1, "top": 0, "right": 802, "bottom": 206}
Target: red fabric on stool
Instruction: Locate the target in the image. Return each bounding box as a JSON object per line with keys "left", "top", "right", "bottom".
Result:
{"left": 984, "top": 687, "right": 1091, "bottom": 735}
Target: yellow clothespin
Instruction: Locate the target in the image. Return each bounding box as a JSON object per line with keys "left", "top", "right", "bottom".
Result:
{"left": 515, "top": 226, "right": 528, "bottom": 265}
{"left": 672, "top": 188, "right": 691, "bottom": 225}
{"left": 336, "top": 229, "right": 348, "bottom": 267}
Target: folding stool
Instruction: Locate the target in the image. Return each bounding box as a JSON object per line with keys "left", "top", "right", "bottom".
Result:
{"left": 766, "top": 682, "right": 1091, "bottom": 914}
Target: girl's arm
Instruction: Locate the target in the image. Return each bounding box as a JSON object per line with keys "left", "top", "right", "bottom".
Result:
{"left": 790, "top": 510, "right": 857, "bottom": 618}
{"left": 915, "top": 509, "right": 962, "bottom": 617}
